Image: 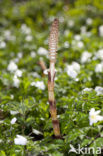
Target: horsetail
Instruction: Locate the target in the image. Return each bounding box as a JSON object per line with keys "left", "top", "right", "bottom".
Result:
{"left": 48, "top": 18, "right": 61, "bottom": 138}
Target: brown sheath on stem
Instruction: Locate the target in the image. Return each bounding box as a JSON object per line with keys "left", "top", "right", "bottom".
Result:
{"left": 48, "top": 18, "right": 61, "bottom": 138}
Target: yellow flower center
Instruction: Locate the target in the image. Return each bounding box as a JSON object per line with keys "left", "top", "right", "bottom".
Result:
{"left": 91, "top": 115, "right": 96, "bottom": 120}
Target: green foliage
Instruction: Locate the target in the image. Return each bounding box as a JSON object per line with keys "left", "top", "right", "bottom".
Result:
{"left": 0, "top": 0, "right": 103, "bottom": 155}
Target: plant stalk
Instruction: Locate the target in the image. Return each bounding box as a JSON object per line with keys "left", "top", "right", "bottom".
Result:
{"left": 48, "top": 18, "right": 61, "bottom": 138}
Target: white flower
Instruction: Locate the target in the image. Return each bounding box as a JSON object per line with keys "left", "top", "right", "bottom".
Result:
{"left": 82, "top": 88, "right": 92, "bottom": 93}
{"left": 10, "top": 110, "right": 19, "bottom": 115}
{"left": 38, "top": 47, "right": 48, "bottom": 55}
{"left": 17, "top": 52, "right": 23, "bottom": 59}
{"left": 67, "top": 66, "right": 77, "bottom": 79}
{"left": 0, "top": 41, "right": 6, "bottom": 48}
{"left": 11, "top": 117, "right": 17, "bottom": 124}
{"left": 7, "top": 61, "right": 18, "bottom": 72}
{"left": 30, "top": 51, "right": 36, "bottom": 58}
{"left": 31, "top": 82, "right": 36, "bottom": 86}
{"left": 43, "top": 69, "right": 57, "bottom": 75}
{"left": 89, "top": 108, "right": 103, "bottom": 125}
{"left": 71, "top": 62, "right": 80, "bottom": 73}
{"left": 68, "top": 20, "right": 74, "bottom": 27}
{"left": 95, "top": 63, "right": 103, "bottom": 73}
{"left": 74, "top": 35, "right": 81, "bottom": 41}
{"left": 95, "top": 86, "right": 103, "bottom": 95}
{"left": 13, "top": 76, "right": 20, "bottom": 88}
{"left": 0, "top": 120, "right": 4, "bottom": 124}
{"left": 32, "top": 129, "right": 42, "bottom": 135}
{"left": 3, "top": 30, "right": 16, "bottom": 41}
{"left": 64, "top": 41, "right": 69, "bottom": 48}
{"left": 77, "top": 41, "right": 84, "bottom": 48}
{"left": 40, "top": 117, "right": 45, "bottom": 121}
{"left": 14, "top": 135, "right": 27, "bottom": 145}
{"left": 4, "top": 30, "right": 11, "bottom": 38}
{"left": 31, "top": 81, "right": 45, "bottom": 90}
{"left": 21, "top": 24, "right": 31, "bottom": 34}
{"left": 66, "top": 62, "right": 80, "bottom": 79}
{"left": 0, "top": 139, "right": 2, "bottom": 143}
{"left": 80, "top": 26, "right": 86, "bottom": 34}
{"left": 96, "top": 49, "right": 103, "bottom": 60}
{"left": 25, "top": 35, "right": 32, "bottom": 41}
{"left": 82, "top": 87, "right": 92, "bottom": 94}
{"left": 10, "top": 94, "right": 14, "bottom": 99}
{"left": 86, "top": 18, "right": 93, "bottom": 25}
{"left": 75, "top": 78, "right": 79, "bottom": 81}
{"left": 81, "top": 51, "right": 92, "bottom": 63}
{"left": 43, "top": 69, "right": 49, "bottom": 75}
{"left": 99, "top": 25, "right": 103, "bottom": 37}
{"left": 15, "top": 69, "right": 22, "bottom": 77}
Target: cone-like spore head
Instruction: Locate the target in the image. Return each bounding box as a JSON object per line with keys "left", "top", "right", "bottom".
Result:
{"left": 49, "top": 18, "right": 59, "bottom": 62}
